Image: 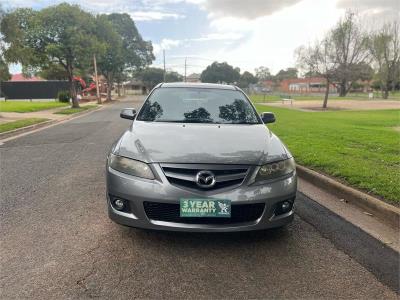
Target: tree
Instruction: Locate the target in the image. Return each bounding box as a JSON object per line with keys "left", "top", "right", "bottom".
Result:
{"left": 114, "top": 70, "right": 129, "bottom": 97}
{"left": 351, "top": 62, "right": 374, "bottom": 82}
{"left": 238, "top": 71, "right": 258, "bottom": 88}
{"left": 275, "top": 68, "right": 298, "bottom": 81}
{"left": 330, "top": 11, "right": 370, "bottom": 97}
{"left": 200, "top": 62, "right": 240, "bottom": 84}
{"left": 0, "top": 4, "right": 105, "bottom": 108}
{"left": 296, "top": 37, "right": 338, "bottom": 108}
{"left": 0, "top": 55, "right": 11, "bottom": 82}
{"left": 136, "top": 67, "right": 164, "bottom": 90}
{"left": 37, "top": 63, "right": 68, "bottom": 80}
{"left": 368, "top": 22, "right": 400, "bottom": 99}
{"left": 106, "top": 13, "right": 154, "bottom": 72}
{"left": 95, "top": 15, "right": 125, "bottom": 102}
{"left": 165, "top": 71, "right": 183, "bottom": 82}
{"left": 97, "top": 13, "right": 154, "bottom": 101}
{"left": 0, "top": 4, "right": 11, "bottom": 82}
{"left": 255, "top": 66, "right": 272, "bottom": 80}
{"left": 0, "top": 3, "right": 5, "bottom": 22}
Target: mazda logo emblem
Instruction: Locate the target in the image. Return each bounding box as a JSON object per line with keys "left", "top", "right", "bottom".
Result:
{"left": 196, "top": 170, "right": 216, "bottom": 188}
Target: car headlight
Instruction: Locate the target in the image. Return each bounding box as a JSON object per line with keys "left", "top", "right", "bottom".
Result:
{"left": 255, "top": 157, "right": 295, "bottom": 181}
{"left": 109, "top": 153, "right": 155, "bottom": 179}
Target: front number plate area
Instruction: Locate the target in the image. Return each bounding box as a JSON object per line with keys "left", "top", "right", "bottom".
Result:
{"left": 180, "top": 199, "right": 231, "bottom": 218}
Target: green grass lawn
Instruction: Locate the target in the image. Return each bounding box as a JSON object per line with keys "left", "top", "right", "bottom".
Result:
{"left": 0, "top": 118, "right": 49, "bottom": 133}
{"left": 250, "top": 94, "right": 282, "bottom": 102}
{"left": 254, "top": 104, "right": 400, "bottom": 204}
{"left": 0, "top": 101, "right": 68, "bottom": 112}
{"left": 54, "top": 105, "right": 97, "bottom": 115}
{"left": 250, "top": 92, "right": 400, "bottom": 103}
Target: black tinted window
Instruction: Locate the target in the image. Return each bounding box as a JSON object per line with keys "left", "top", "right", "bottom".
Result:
{"left": 137, "top": 88, "right": 260, "bottom": 124}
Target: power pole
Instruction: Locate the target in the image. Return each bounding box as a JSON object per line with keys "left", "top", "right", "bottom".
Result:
{"left": 163, "top": 49, "right": 166, "bottom": 82}
{"left": 93, "top": 54, "right": 101, "bottom": 104}
{"left": 184, "top": 57, "right": 187, "bottom": 82}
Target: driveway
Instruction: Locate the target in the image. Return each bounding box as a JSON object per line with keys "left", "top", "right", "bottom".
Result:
{"left": 0, "top": 96, "right": 398, "bottom": 299}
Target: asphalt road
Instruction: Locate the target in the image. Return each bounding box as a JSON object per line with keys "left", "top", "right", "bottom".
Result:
{"left": 0, "top": 96, "right": 398, "bottom": 299}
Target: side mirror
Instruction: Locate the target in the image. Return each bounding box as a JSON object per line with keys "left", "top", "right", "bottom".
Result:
{"left": 120, "top": 108, "right": 136, "bottom": 120}
{"left": 260, "top": 112, "right": 275, "bottom": 124}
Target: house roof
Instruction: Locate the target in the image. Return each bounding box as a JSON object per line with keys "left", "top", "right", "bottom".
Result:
{"left": 186, "top": 73, "right": 200, "bottom": 79}
{"left": 123, "top": 79, "right": 145, "bottom": 85}
{"left": 9, "top": 73, "right": 45, "bottom": 82}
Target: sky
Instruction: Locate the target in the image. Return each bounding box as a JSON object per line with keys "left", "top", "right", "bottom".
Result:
{"left": 2, "top": 0, "right": 399, "bottom": 76}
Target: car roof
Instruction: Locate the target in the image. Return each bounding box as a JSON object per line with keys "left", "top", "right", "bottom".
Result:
{"left": 159, "top": 82, "right": 237, "bottom": 90}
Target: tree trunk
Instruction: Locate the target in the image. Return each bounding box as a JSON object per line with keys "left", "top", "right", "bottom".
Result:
{"left": 104, "top": 74, "right": 113, "bottom": 102}
{"left": 323, "top": 78, "right": 330, "bottom": 109}
{"left": 383, "top": 87, "right": 389, "bottom": 99}
{"left": 339, "top": 79, "right": 347, "bottom": 97}
{"left": 117, "top": 83, "right": 121, "bottom": 97}
{"left": 67, "top": 67, "right": 79, "bottom": 108}
{"left": 106, "top": 85, "right": 112, "bottom": 101}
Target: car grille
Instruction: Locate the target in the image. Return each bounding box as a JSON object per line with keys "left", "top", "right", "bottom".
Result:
{"left": 143, "top": 201, "right": 265, "bottom": 225}
{"left": 160, "top": 163, "right": 249, "bottom": 192}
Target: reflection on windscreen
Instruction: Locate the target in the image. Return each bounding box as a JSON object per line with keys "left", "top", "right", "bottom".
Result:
{"left": 137, "top": 88, "right": 260, "bottom": 124}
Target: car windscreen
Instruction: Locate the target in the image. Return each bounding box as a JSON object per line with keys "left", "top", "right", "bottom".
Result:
{"left": 136, "top": 87, "right": 260, "bottom": 124}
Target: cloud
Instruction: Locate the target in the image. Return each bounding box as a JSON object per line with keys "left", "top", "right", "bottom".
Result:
{"left": 129, "top": 11, "right": 185, "bottom": 21}
{"left": 200, "top": 0, "right": 302, "bottom": 19}
{"left": 1, "top": 0, "right": 186, "bottom": 21}
{"left": 190, "top": 0, "right": 342, "bottom": 73}
{"left": 190, "top": 32, "right": 243, "bottom": 42}
{"left": 153, "top": 38, "right": 182, "bottom": 55}
{"left": 336, "top": 0, "right": 400, "bottom": 20}
{"left": 337, "top": 0, "right": 399, "bottom": 11}
{"left": 152, "top": 32, "right": 245, "bottom": 55}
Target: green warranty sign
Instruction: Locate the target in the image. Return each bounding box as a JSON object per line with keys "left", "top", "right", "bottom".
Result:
{"left": 180, "top": 199, "right": 231, "bottom": 218}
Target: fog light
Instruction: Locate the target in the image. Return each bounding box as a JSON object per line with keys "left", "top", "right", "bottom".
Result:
{"left": 281, "top": 201, "right": 291, "bottom": 212}
{"left": 113, "top": 199, "right": 125, "bottom": 211}
{"left": 275, "top": 199, "right": 294, "bottom": 216}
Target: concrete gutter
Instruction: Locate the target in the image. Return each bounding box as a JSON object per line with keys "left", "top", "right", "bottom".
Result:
{"left": 297, "top": 164, "right": 400, "bottom": 229}
{"left": 0, "top": 105, "right": 103, "bottom": 141}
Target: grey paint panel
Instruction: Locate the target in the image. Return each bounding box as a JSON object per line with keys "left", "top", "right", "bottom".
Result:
{"left": 116, "top": 122, "right": 289, "bottom": 165}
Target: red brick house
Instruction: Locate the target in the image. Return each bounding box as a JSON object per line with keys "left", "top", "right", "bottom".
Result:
{"left": 279, "top": 77, "right": 337, "bottom": 93}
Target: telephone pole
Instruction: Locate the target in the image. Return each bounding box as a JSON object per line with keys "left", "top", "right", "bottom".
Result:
{"left": 184, "top": 57, "right": 187, "bottom": 82}
{"left": 163, "top": 49, "right": 166, "bottom": 82}
{"left": 93, "top": 54, "right": 101, "bottom": 104}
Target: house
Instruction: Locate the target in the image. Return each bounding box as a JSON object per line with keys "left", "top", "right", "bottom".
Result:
{"left": 186, "top": 73, "right": 201, "bottom": 83}
{"left": 249, "top": 80, "right": 275, "bottom": 94}
{"left": 123, "top": 79, "right": 147, "bottom": 95}
{"left": 279, "top": 77, "right": 337, "bottom": 93}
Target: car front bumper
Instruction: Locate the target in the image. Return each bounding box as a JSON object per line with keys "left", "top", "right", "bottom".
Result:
{"left": 106, "top": 165, "right": 297, "bottom": 232}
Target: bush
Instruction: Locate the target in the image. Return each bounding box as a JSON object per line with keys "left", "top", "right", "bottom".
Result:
{"left": 57, "top": 90, "right": 70, "bottom": 103}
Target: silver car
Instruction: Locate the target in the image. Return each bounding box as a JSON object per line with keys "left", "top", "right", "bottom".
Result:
{"left": 106, "top": 83, "right": 297, "bottom": 232}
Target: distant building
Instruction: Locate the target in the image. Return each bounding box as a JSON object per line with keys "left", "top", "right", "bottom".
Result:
{"left": 279, "top": 77, "right": 337, "bottom": 93}
{"left": 249, "top": 80, "right": 275, "bottom": 94}
{"left": 123, "top": 79, "right": 147, "bottom": 95}
{"left": 186, "top": 73, "right": 201, "bottom": 83}
{"left": 9, "top": 73, "right": 45, "bottom": 82}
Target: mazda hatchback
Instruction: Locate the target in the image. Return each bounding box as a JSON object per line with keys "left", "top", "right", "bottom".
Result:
{"left": 106, "top": 82, "right": 297, "bottom": 232}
